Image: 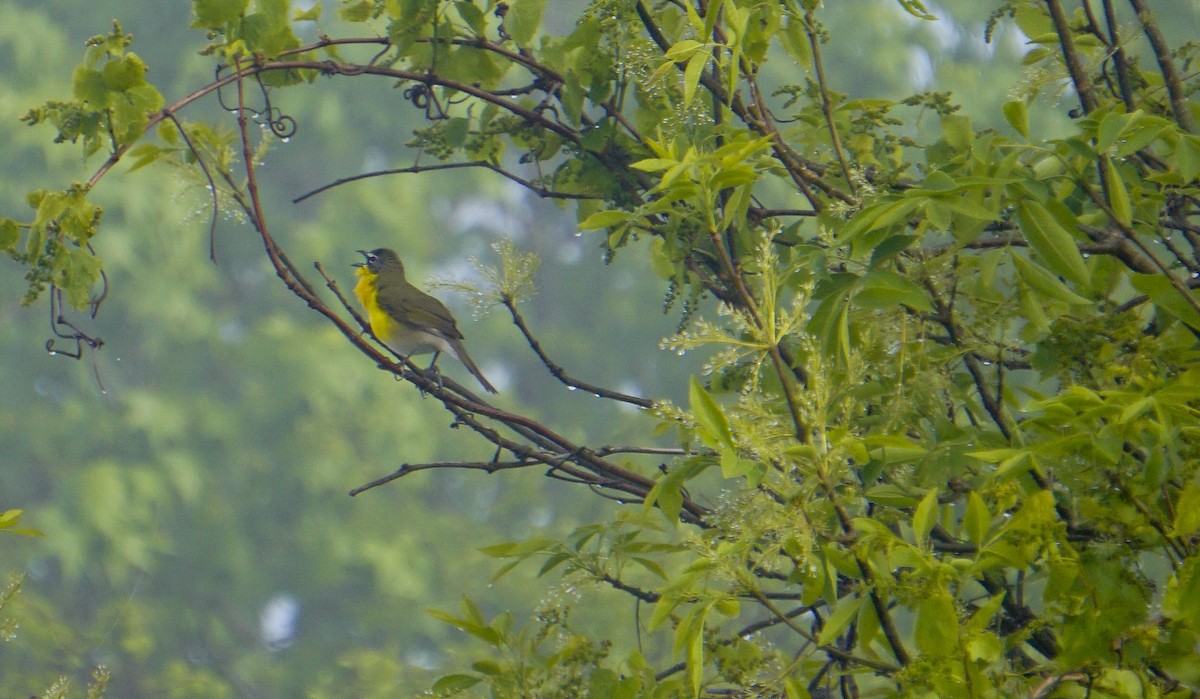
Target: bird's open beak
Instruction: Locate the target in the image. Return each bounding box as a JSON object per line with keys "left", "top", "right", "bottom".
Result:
{"left": 352, "top": 249, "right": 369, "bottom": 268}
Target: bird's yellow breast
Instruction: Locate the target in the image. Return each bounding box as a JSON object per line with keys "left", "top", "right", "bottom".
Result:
{"left": 354, "top": 267, "right": 401, "bottom": 342}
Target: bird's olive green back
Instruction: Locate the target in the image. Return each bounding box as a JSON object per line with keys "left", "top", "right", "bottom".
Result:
{"left": 371, "top": 253, "right": 464, "bottom": 341}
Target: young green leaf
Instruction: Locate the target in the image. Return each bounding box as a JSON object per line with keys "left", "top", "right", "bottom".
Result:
{"left": 1017, "top": 201, "right": 1090, "bottom": 289}
{"left": 964, "top": 492, "right": 990, "bottom": 547}
{"left": 193, "top": 0, "right": 249, "bottom": 27}
{"left": 579, "top": 210, "right": 629, "bottom": 230}
{"left": 1011, "top": 253, "right": 1092, "bottom": 306}
{"left": 817, "top": 597, "right": 862, "bottom": 645}
{"left": 914, "top": 593, "right": 958, "bottom": 656}
{"left": 505, "top": 0, "right": 546, "bottom": 46}
{"left": 912, "top": 489, "right": 939, "bottom": 546}
{"left": 1130, "top": 273, "right": 1200, "bottom": 330}
{"left": 1173, "top": 485, "right": 1200, "bottom": 536}
{"left": 690, "top": 376, "right": 733, "bottom": 450}
{"left": 1003, "top": 99, "right": 1029, "bottom": 138}
{"left": 1103, "top": 157, "right": 1132, "bottom": 226}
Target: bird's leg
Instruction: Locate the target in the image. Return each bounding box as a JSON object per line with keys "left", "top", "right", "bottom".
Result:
{"left": 426, "top": 351, "right": 444, "bottom": 390}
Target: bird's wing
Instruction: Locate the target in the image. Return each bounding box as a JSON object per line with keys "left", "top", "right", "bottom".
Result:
{"left": 377, "top": 281, "right": 464, "bottom": 340}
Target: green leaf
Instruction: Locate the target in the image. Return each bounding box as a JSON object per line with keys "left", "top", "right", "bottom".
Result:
{"left": 683, "top": 52, "right": 708, "bottom": 108}
{"left": 1011, "top": 253, "right": 1092, "bottom": 306}
{"left": 995, "top": 451, "right": 1035, "bottom": 479}
{"left": 431, "top": 674, "right": 482, "bottom": 693}
{"left": 579, "top": 210, "right": 628, "bottom": 229}
{"left": 1096, "top": 110, "right": 1129, "bottom": 153}
{"left": 719, "top": 449, "right": 753, "bottom": 479}
{"left": 477, "top": 541, "right": 516, "bottom": 557}
{"left": 963, "top": 594, "right": 1005, "bottom": 638}
{"left": 648, "top": 593, "right": 681, "bottom": 632}
{"left": 779, "top": 16, "right": 812, "bottom": 68}
{"left": 839, "top": 198, "right": 921, "bottom": 244}
{"left": 817, "top": 597, "right": 862, "bottom": 645}
{"left": 864, "top": 485, "right": 921, "bottom": 507}
{"left": 1164, "top": 557, "right": 1200, "bottom": 628}
{"left": 784, "top": 677, "right": 810, "bottom": 699}
{"left": 1002, "top": 99, "right": 1029, "bottom": 138}
{"left": 630, "top": 158, "right": 677, "bottom": 172}
{"left": 293, "top": 3, "right": 321, "bottom": 21}
{"left": 1043, "top": 557, "right": 1080, "bottom": 604}
{"left": 1173, "top": 485, "right": 1200, "bottom": 536}
{"left": 964, "top": 492, "right": 990, "bottom": 546}
{"left": 645, "top": 459, "right": 705, "bottom": 523}
{"left": 690, "top": 376, "right": 733, "bottom": 450}
{"left": 102, "top": 53, "right": 147, "bottom": 91}
{"left": 665, "top": 39, "right": 704, "bottom": 60}
{"left": 56, "top": 247, "right": 104, "bottom": 309}
{"left": 914, "top": 593, "right": 958, "bottom": 656}
{"left": 1103, "top": 157, "right": 1132, "bottom": 225}
{"left": 854, "top": 270, "right": 933, "bottom": 312}
{"left": 912, "top": 489, "right": 939, "bottom": 546}
{"left": 868, "top": 235, "right": 917, "bottom": 268}
{"left": 922, "top": 171, "right": 958, "bottom": 191}
{"left": 924, "top": 200, "right": 950, "bottom": 230}
{"left": 941, "top": 114, "right": 972, "bottom": 152}
{"left": 73, "top": 67, "right": 109, "bottom": 105}
{"left": 127, "top": 144, "right": 164, "bottom": 172}
{"left": 649, "top": 236, "right": 675, "bottom": 280}
{"left": 943, "top": 194, "right": 999, "bottom": 221}
{"left": 460, "top": 596, "right": 486, "bottom": 626}
{"left": 424, "top": 608, "right": 501, "bottom": 646}
{"left": 338, "top": 0, "right": 373, "bottom": 22}
{"left": 471, "top": 659, "right": 503, "bottom": 675}
{"left": 1130, "top": 273, "right": 1200, "bottom": 330}
{"left": 193, "top": 0, "right": 249, "bottom": 26}
{"left": 1174, "top": 134, "right": 1200, "bottom": 182}
{"left": 1017, "top": 201, "right": 1090, "bottom": 289}
{"left": 505, "top": 0, "right": 546, "bottom": 45}
{"left": 1114, "top": 114, "right": 1170, "bottom": 158}
{"left": 686, "top": 610, "right": 704, "bottom": 696}
{"left": 864, "top": 434, "right": 926, "bottom": 464}
{"left": 896, "top": 0, "right": 937, "bottom": 20}
{"left": 632, "top": 556, "right": 669, "bottom": 580}
{"left": 807, "top": 292, "right": 850, "bottom": 363}
{"left": 1119, "top": 395, "right": 1155, "bottom": 425}
{"left": 0, "top": 218, "right": 19, "bottom": 253}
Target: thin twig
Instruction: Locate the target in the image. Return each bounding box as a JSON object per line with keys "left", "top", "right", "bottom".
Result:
{"left": 293, "top": 160, "right": 598, "bottom": 204}
{"left": 163, "top": 112, "right": 222, "bottom": 263}
{"left": 503, "top": 296, "right": 654, "bottom": 408}
{"left": 350, "top": 459, "right": 536, "bottom": 495}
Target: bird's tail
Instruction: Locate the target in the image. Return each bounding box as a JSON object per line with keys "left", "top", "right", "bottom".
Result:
{"left": 452, "top": 341, "right": 498, "bottom": 394}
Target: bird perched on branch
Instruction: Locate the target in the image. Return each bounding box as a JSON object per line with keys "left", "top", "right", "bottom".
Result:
{"left": 353, "top": 247, "right": 497, "bottom": 394}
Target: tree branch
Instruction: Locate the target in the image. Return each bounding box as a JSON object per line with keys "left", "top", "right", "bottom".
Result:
{"left": 1127, "top": 0, "right": 1196, "bottom": 133}
{"left": 502, "top": 295, "right": 655, "bottom": 409}
{"left": 1046, "top": 0, "right": 1099, "bottom": 114}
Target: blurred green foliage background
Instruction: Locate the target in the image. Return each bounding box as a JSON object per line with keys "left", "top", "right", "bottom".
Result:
{"left": 2, "top": 1, "right": 1196, "bottom": 696}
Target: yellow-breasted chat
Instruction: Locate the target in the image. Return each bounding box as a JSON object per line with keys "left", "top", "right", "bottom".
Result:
{"left": 353, "top": 248, "right": 498, "bottom": 394}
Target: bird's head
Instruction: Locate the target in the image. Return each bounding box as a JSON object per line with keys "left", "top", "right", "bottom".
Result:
{"left": 354, "top": 248, "right": 405, "bottom": 276}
